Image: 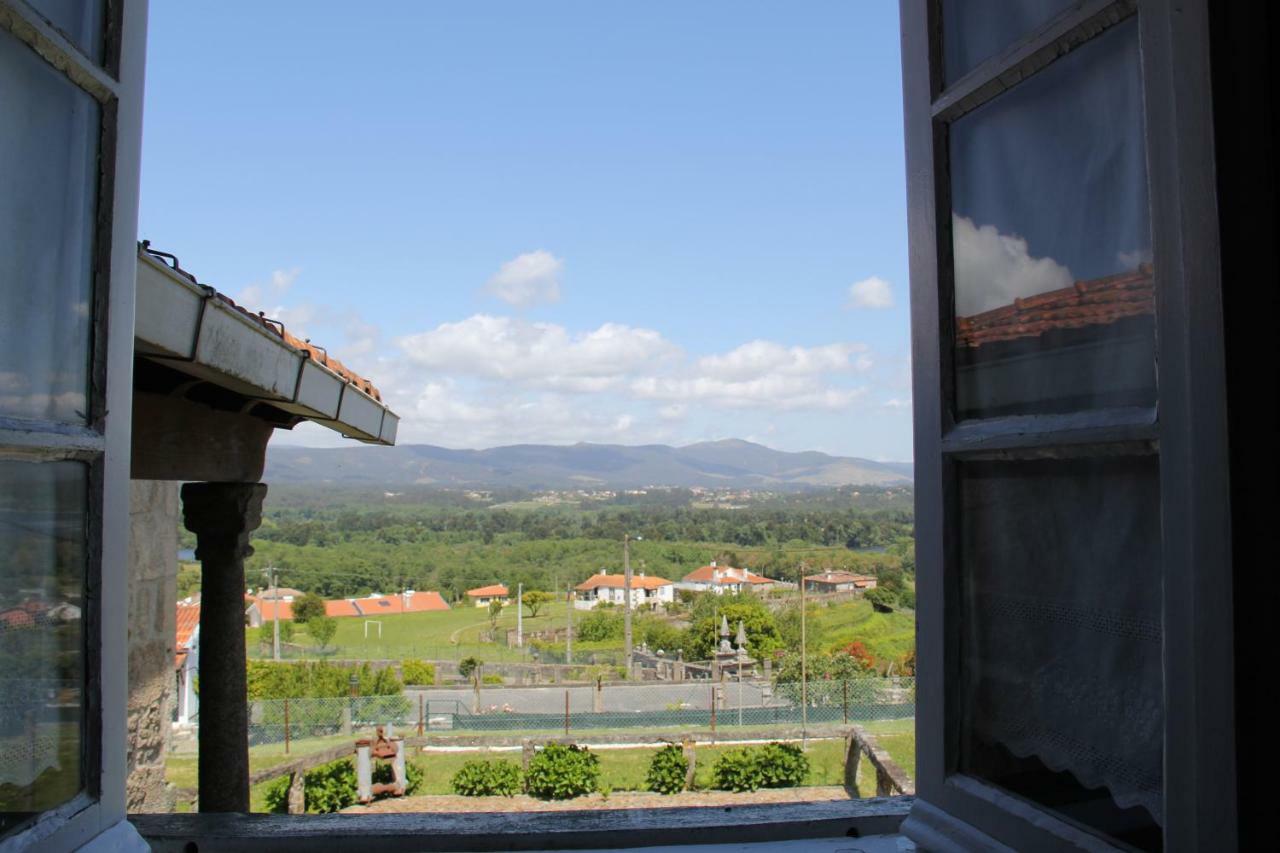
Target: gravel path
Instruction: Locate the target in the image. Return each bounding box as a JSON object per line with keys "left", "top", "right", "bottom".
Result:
{"left": 343, "top": 786, "right": 854, "bottom": 813}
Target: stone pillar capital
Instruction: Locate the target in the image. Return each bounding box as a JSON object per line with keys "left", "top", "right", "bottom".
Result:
{"left": 181, "top": 482, "right": 266, "bottom": 560}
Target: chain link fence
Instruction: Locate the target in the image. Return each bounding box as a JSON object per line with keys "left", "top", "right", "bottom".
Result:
{"left": 244, "top": 676, "right": 915, "bottom": 748}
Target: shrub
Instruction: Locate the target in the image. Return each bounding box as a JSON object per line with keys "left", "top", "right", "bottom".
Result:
{"left": 525, "top": 743, "right": 600, "bottom": 800}
{"left": 645, "top": 745, "right": 688, "bottom": 795}
{"left": 450, "top": 760, "right": 523, "bottom": 797}
{"left": 481, "top": 673, "right": 504, "bottom": 685}
{"left": 401, "top": 659, "right": 436, "bottom": 686}
{"left": 263, "top": 757, "right": 424, "bottom": 814}
{"left": 576, "top": 610, "right": 623, "bottom": 642}
{"left": 756, "top": 742, "right": 809, "bottom": 788}
{"left": 864, "top": 587, "right": 896, "bottom": 613}
{"left": 712, "top": 747, "right": 764, "bottom": 792}
{"left": 711, "top": 743, "right": 808, "bottom": 792}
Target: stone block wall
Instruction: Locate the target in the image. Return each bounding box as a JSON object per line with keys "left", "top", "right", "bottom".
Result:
{"left": 126, "top": 479, "right": 180, "bottom": 813}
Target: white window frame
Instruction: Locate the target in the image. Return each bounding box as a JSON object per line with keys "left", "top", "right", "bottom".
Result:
{"left": 0, "top": 0, "right": 147, "bottom": 849}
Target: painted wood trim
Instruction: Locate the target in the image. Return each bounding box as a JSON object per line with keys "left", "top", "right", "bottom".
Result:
{"left": 132, "top": 799, "right": 912, "bottom": 853}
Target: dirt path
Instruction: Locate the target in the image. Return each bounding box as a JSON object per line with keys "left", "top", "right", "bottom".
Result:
{"left": 343, "top": 786, "right": 854, "bottom": 814}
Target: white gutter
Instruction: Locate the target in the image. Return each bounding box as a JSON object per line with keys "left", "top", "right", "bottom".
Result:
{"left": 134, "top": 249, "right": 399, "bottom": 445}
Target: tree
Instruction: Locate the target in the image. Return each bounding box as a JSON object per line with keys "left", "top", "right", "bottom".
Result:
{"left": 523, "top": 590, "right": 552, "bottom": 618}
{"left": 258, "top": 619, "right": 293, "bottom": 646}
{"left": 292, "top": 591, "right": 326, "bottom": 624}
{"left": 864, "top": 586, "right": 896, "bottom": 613}
{"left": 307, "top": 614, "right": 337, "bottom": 649}
{"left": 488, "top": 598, "right": 504, "bottom": 629}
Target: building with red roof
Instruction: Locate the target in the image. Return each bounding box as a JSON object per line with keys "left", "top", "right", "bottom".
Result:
{"left": 803, "top": 570, "right": 878, "bottom": 594}
{"left": 574, "top": 570, "right": 674, "bottom": 610}
{"left": 465, "top": 584, "right": 510, "bottom": 608}
{"left": 677, "top": 561, "right": 777, "bottom": 595}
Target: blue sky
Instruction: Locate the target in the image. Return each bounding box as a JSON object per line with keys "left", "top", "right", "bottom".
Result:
{"left": 139, "top": 1, "right": 913, "bottom": 461}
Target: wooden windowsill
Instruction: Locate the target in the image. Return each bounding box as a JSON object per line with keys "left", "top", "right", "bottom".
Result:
{"left": 133, "top": 796, "right": 912, "bottom": 852}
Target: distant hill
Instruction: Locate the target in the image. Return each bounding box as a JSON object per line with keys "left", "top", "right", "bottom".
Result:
{"left": 264, "top": 439, "right": 913, "bottom": 490}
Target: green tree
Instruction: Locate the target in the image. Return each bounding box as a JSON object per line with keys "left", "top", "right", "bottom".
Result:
{"left": 488, "top": 598, "right": 504, "bottom": 629}
{"left": 307, "top": 614, "right": 337, "bottom": 648}
{"left": 292, "top": 591, "right": 327, "bottom": 624}
{"left": 863, "top": 586, "right": 896, "bottom": 613}
{"left": 523, "top": 590, "right": 552, "bottom": 618}
{"left": 686, "top": 595, "right": 781, "bottom": 660}
{"left": 258, "top": 619, "right": 294, "bottom": 646}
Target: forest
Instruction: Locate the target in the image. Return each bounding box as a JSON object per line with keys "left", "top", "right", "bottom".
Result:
{"left": 206, "top": 486, "right": 914, "bottom": 602}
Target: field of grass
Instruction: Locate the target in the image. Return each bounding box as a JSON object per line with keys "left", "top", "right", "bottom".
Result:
{"left": 248, "top": 599, "right": 580, "bottom": 663}
{"left": 806, "top": 598, "right": 915, "bottom": 664}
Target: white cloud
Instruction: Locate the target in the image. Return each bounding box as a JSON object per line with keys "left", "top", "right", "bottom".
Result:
{"left": 484, "top": 250, "right": 564, "bottom": 308}
{"left": 847, "top": 276, "right": 894, "bottom": 309}
{"left": 631, "top": 374, "right": 866, "bottom": 410}
{"left": 696, "top": 341, "right": 868, "bottom": 381}
{"left": 398, "top": 315, "right": 678, "bottom": 390}
{"left": 952, "top": 214, "right": 1074, "bottom": 316}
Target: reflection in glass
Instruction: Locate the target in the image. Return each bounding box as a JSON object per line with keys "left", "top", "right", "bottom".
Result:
{"left": 941, "top": 0, "right": 1074, "bottom": 82}
{"left": 0, "top": 30, "right": 99, "bottom": 425}
{"left": 25, "top": 1, "right": 105, "bottom": 64}
{"left": 958, "top": 456, "right": 1162, "bottom": 851}
{"left": 949, "top": 20, "right": 1154, "bottom": 420}
{"left": 0, "top": 461, "right": 86, "bottom": 834}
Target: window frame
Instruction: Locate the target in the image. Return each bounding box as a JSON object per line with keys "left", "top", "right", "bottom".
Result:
{"left": 900, "top": 0, "right": 1237, "bottom": 850}
{"left": 0, "top": 0, "right": 147, "bottom": 849}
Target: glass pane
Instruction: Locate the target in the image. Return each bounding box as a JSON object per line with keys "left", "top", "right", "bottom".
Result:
{"left": 949, "top": 19, "right": 1154, "bottom": 421}
{"left": 941, "top": 0, "right": 1074, "bottom": 82}
{"left": 0, "top": 30, "right": 99, "bottom": 425}
{"left": 0, "top": 460, "right": 87, "bottom": 834}
{"left": 25, "top": 0, "right": 105, "bottom": 64}
{"left": 957, "top": 456, "right": 1162, "bottom": 851}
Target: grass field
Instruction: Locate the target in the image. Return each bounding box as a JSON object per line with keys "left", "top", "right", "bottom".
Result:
{"left": 248, "top": 595, "right": 915, "bottom": 667}
{"left": 248, "top": 599, "right": 578, "bottom": 663}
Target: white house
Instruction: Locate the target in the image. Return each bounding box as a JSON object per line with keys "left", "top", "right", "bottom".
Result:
{"left": 465, "top": 583, "right": 510, "bottom": 608}
{"left": 676, "top": 561, "right": 777, "bottom": 595}
{"left": 174, "top": 600, "right": 200, "bottom": 727}
{"left": 574, "top": 570, "right": 675, "bottom": 610}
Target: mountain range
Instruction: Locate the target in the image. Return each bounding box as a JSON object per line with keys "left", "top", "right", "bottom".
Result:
{"left": 264, "top": 439, "right": 913, "bottom": 490}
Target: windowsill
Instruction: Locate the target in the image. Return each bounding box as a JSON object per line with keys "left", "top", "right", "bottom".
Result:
{"left": 132, "top": 796, "right": 911, "bottom": 851}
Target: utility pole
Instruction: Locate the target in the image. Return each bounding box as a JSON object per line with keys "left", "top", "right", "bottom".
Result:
{"left": 799, "top": 562, "right": 808, "bottom": 745}
{"left": 623, "top": 534, "right": 633, "bottom": 671}
{"left": 565, "top": 583, "right": 573, "bottom": 664}
{"left": 517, "top": 582, "right": 523, "bottom": 649}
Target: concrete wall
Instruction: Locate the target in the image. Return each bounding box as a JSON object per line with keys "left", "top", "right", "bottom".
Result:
{"left": 126, "top": 479, "right": 180, "bottom": 813}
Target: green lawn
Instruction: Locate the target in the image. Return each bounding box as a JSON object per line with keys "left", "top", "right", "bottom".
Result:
{"left": 248, "top": 600, "right": 585, "bottom": 663}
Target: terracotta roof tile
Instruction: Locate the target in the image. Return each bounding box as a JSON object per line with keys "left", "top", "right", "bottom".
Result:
{"left": 681, "top": 565, "right": 775, "bottom": 585}
{"left": 466, "top": 584, "right": 509, "bottom": 598}
{"left": 576, "top": 573, "right": 673, "bottom": 591}
{"left": 175, "top": 603, "right": 200, "bottom": 669}
{"left": 956, "top": 265, "right": 1155, "bottom": 348}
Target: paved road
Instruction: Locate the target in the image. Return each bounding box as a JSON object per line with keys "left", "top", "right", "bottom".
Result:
{"left": 407, "top": 681, "right": 775, "bottom": 715}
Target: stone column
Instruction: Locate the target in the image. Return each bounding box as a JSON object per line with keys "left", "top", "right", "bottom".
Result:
{"left": 182, "top": 482, "right": 266, "bottom": 813}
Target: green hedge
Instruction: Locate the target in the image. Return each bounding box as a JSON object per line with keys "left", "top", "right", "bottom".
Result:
{"left": 401, "top": 659, "right": 436, "bottom": 686}
{"left": 247, "top": 660, "right": 403, "bottom": 700}
{"left": 524, "top": 743, "right": 600, "bottom": 800}
{"left": 450, "top": 759, "right": 523, "bottom": 797}
{"left": 711, "top": 742, "right": 809, "bottom": 793}
{"left": 644, "top": 745, "right": 688, "bottom": 794}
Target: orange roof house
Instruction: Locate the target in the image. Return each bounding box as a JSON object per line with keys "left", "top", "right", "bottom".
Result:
{"left": 574, "top": 570, "right": 674, "bottom": 610}
{"left": 465, "top": 584, "right": 510, "bottom": 607}
{"left": 679, "top": 562, "right": 776, "bottom": 593}
{"left": 175, "top": 602, "right": 200, "bottom": 670}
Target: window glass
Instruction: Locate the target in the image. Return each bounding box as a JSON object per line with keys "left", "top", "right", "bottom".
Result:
{"left": 0, "top": 30, "right": 99, "bottom": 425}
{"left": 949, "top": 19, "right": 1153, "bottom": 420}
{"left": 957, "top": 455, "right": 1162, "bottom": 851}
{"left": 0, "top": 460, "right": 87, "bottom": 835}
{"left": 941, "top": 0, "right": 1074, "bottom": 82}
{"left": 24, "top": 0, "right": 104, "bottom": 64}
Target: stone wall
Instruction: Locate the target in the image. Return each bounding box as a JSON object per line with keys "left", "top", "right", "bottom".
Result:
{"left": 126, "top": 479, "right": 180, "bottom": 813}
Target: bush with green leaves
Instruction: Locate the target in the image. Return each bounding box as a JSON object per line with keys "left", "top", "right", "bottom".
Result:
{"left": 711, "top": 742, "right": 808, "bottom": 792}
{"left": 450, "top": 759, "right": 523, "bottom": 797}
{"left": 401, "top": 659, "right": 436, "bottom": 685}
{"left": 481, "top": 673, "right": 504, "bottom": 685}
{"left": 756, "top": 742, "right": 809, "bottom": 788}
{"left": 863, "top": 586, "right": 896, "bottom": 613}
{"left": 524, "top": 743, "right": 600, "bottom": 800}
{"left": 645, "top": 745, "right": 688, "bottom": 794}
{"left": 711, "top": 747, "right": 764, "bottom": 792}
{"left": 263, "top": 757, "right": 424, "bottom": 814}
